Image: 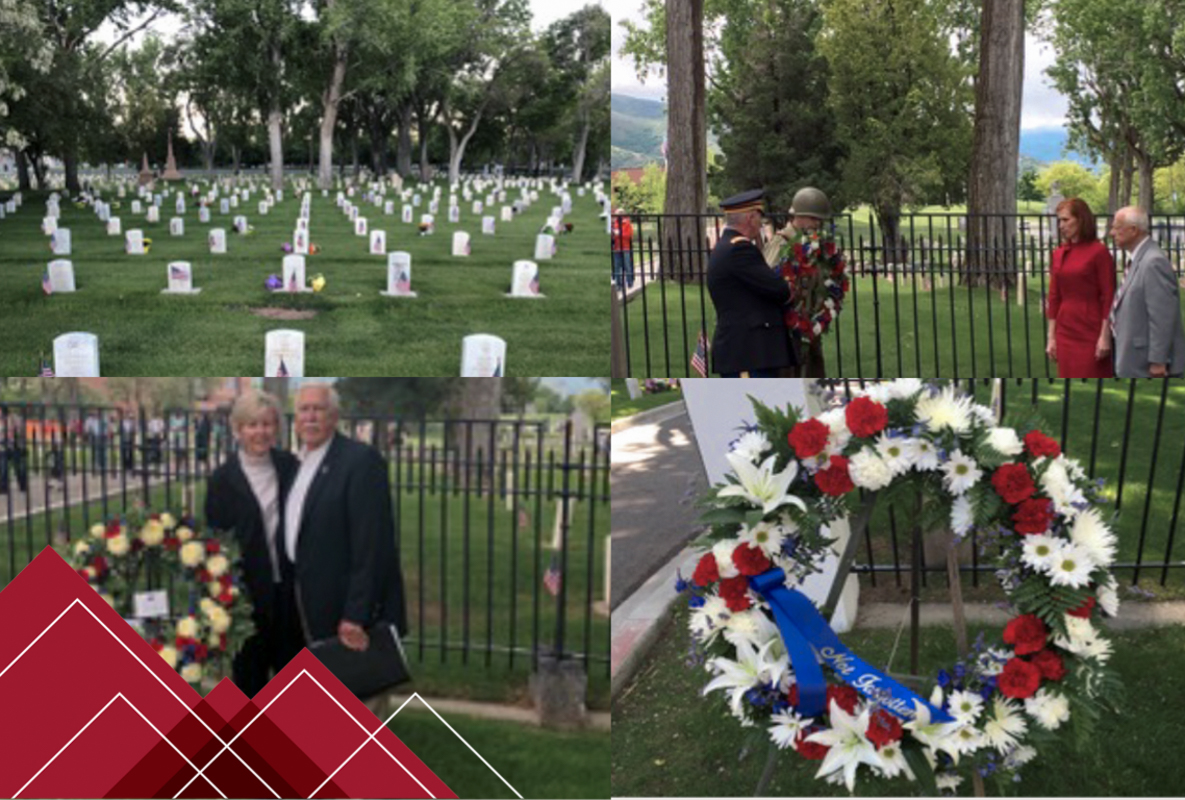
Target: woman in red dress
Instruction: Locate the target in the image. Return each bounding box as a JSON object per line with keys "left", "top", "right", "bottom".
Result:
{"left": 1046, "top": 198, "right": 1116, "bottom": 377}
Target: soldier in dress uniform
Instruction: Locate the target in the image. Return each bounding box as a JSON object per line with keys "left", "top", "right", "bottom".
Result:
{"left": 706, "top": 190, "right": 795, "bottom": 377}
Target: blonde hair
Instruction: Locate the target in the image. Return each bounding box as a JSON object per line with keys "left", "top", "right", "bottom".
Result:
{"left": 230, "top": 389, "right": 282, "bottom": 432}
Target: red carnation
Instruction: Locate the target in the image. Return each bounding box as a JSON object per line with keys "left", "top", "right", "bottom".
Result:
{"left": 1024, "top": 430, "right": 1061, "bottom": 459}
{"left": 1003, "top": 614, "right": 1047, "bottom": 655}
{"left": 824, "top": 241, "right": 837, "bottom": 257}
{"left": 998, "top": 657, "right": 1042, "bottom": 699}
{"left": 1067, "top": 595, "right": 1096, "bottom": 619}
{"left": 732, "top": 543, "right": 772, "bottom": 576}
{"left": 220, "top": 634, "right": 228, "bottom": 651}
{"left": 788, "top": 419, "right": 830, "bottom": 459}
{"left": 845, "top": 397, "right": 889, "bottom": 439}
{"left": 718, "top": 576, "right": 752, "bottom": 612}
{"left": 163, "top": 537, "right": 181, "bottom": 551}
{"left": 196, "top": 568, "right": 212, "bottom": 584}
{"left": 815, "top": 455, "right": 855, "bottom": 496}
{"left": 826, "top": 684, "right": 860, "bottom": 715}
{"left": 866, "top": 709, "right": 903, "bottom": 749}
{"left": 1013, "top": 497, "right": 1054, "bottom": 535}
{"left": 194, "top": 643, "right": 209, "bottom": 662}
{"left": 794, "top": 730, "right": 830, "bottom": 760}
{"left": 91, "top": 556, "right": 108, "bottom": 573}
{"left": 105, "top": 522, "right": 121, "bottom": 539}
{"left": 992, "top": 463, "right": 1037, "bottom": 505}
{"left": 692, "top": 553, "right": 719, "bottom": 587}
{"left": 218, "top": 590, "right": 234, "bottom": 605}
{"left": 1030, "top": 648, "right": 1066, "bottom": 681}
{"left": 206, "top": 540, "right": 221, "bottom": 554}
{"left": 220, "top": 574, "right": 234, "bottom": 589}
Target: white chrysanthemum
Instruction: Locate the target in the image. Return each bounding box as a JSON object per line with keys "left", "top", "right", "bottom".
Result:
{"left": 1040, "top": 457, "right": 1087, "bottom": 519}
{"left": 946, "top": 724, "right": 984, "bottom": 759}
{"left": 769, "top": 710, "right": 809, "bottom": 750}
{"left": 732, "top": 430, "right": 771, "bottom": 463}
{"left": 817, "top": 407, "right": 851, "bottom": 446}
{"left": 950, "top": 494, "right": 974, "bottom": 537}
{"left": 176, "top": 616, "right": 198, "bottom": 638}
{"left": 1097, "top": 574, "right": 1120, "bottom": 617}
{"left": 857, "top": 382, "right": 895, "bottom": 404}
{"left": 739, "top": 521, "right": 785, "bottom": 559}
{"left": 180, "top": 541, "right": 205, "bottom": 568}
{"left": 915, "top": 385, "right": 974, "bottom": 434}
{"left": 1053, "top": 615, "right": 1111, "bottom": 663}
{"left": 205, "top": 554, "right": 230, "bottom": 578}
{"left": 712, "top": 541, "right": 740, "bottom": 579}
{"left": 981, "top": 696, "right": 1027, "bottom": 753}
{"left": 1048, "top": 541, "right": 1096, "bottom": 588}
{"left": 946, "top": 690, "right": 985, "bottom": 725}
{"left": 89, "top": 523, "right": 106, "bottom": 539}
{"left": 1021, "top": 533, "right": 1060, "bottom": 574}
{"left": 936, "top": 773, "right": 964, "bottom": 793}
{"left": 208, "top": 607, "right": 231, "bottom": 634}
{"left": 942, "top": 450, "right": 982, "bottom": 495}
{"left": 971, "top": 403, "right": 997, "bottom": 426}
{"left": 849, "top": 448, "right": 894, "bottom": 490}
{"left": 160, "top": 512, "right": 177, "bottom": 529}
{"left": 873, "top": 741, "right": 915, "bottom": 780}
{"left": 912, "top": 437, "right": 941, "bottom": 471}
{"left": 1003, "top": 744, "right": 1038, "bottom": 769}
{"left": 1069, "top": 508, "right": 1117, "bottom": 568}
{"left": 887, "top": 378, "right": 925, "bottom": 400}
{"left": 987, "top": 427, "right": 1024, "bottom": 457}
{"left": 1024, "top": 688, "right": 1070, "bottom": 730}
{"left": 159, "top": 646, "right": 178, "bottom": 668}
{"left": 1079, "top": 634, "right": 1113, "bottom": 663}
{"left": 139, "top": 520, "right": 165, "bottom": 547}
{"left": 976, "top": 647, "right": 1011, "bottom": 677}
{"left": 689, "top": 595, "right": 731, "bottom": 644}
{"left": 876, "top": 435, "right": 914, "bottom": 475}
{"left": 723, "top": 608, "right": 780, "bottom": 650}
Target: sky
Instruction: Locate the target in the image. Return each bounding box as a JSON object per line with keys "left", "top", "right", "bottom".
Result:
{"left": 610, "top": 3, "right": 1071, "bottom": 132}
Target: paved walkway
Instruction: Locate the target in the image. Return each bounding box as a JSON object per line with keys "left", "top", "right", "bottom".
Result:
{"left": 381, "top": 694, "right": 610, "bottom": 731}
{"left": 0, "top": 472, "right": 183, "bottom": 523}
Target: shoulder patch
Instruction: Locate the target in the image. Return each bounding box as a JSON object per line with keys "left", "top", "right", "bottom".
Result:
{"left": 729, "top": 235, "right": 752, "bottom": 246}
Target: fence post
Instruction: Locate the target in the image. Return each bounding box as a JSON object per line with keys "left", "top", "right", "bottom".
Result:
{"left": 611, "top": 286, "right": 628, "bottom": 379}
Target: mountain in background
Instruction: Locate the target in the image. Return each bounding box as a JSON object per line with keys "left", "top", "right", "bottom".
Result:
{"left": 612, "top": 93, "right": 665, "bottom": 169}
{"left": 1019, "top": 128, "right": 1099, "bottom": 169}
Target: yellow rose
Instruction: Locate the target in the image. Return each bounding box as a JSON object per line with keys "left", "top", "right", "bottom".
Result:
{"left": 106, "top": 535, "right": 129, "bottom": 556}
{"left": 176, "top": 526, "right": 194, "bottom": 542}
{"left": 89, "top": 524, "right": 106, "bottom": 539}
{"left": 139, "top": 520, "right": 165, "bottom": 547}
{"left": 207, "top": 634, "right": 221, "bottom": 648}
{"left": 199, "top": 598, "right": 216, "bottom": 616}
{"left": 73, "top": 540, "right": 91, "bottom": 556}
{"left": 159, "top": 646, "right": 178, "bottom": 668}
{"left": 176, "top": 616, "right": 198, "bottom": 638}
{"left": 180, "top": 541, "right": 204, "bottom": 567}
{"left": 207, "top": 581, "right": 222, "bottom": 597}
{"left": 206, "top": 555, "right": 229, "bottom": 578}
{"left": 209, "top": 608, "right": 231, "bottom": 634}
{"left": 160, "top": 513, "right": 177, "bottom": 529}
{"left": 181, "top": 663, "right": 203, "bottom": 683}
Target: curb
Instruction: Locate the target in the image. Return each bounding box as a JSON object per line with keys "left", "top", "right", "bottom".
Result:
{"left": 610, "top": 399, "right": 686, "bottom": 434}
{"left": 383, "top": 694, "right": 611, "bottom": 732}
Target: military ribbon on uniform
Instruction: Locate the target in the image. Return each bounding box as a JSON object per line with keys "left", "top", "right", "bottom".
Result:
{"left": 748, "top": 568, "right": 955, "bottom": 723}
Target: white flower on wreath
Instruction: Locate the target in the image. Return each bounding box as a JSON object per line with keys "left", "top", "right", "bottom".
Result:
{"left": 180, "top": 541, "right": 205, "bottom": 568}
{"left": 816, "top": 408, "right": 851, "bottom": 452}
{"left": 739, "top": 521, "right": 785, "bottom": 559}
{"left": 1021, "top": 533, "right": 1061, "bottom": 574}
{"left": 849, "top": 448, "right": 894, "bottom": 491}
{"left": 1097, "top": 574, "right": 1120, "bottom": 617}
{"left": 176, "top": 526, "right": 195, "bottom": 542}
{"left": 703, "top": 638, "right": 783, "bottom": 721}
{"left": 970, "top": 403, "right": 998, "bottom": 426}
{"left": 206, "top": 554, "right": 230, "bottom": 578}
{"left": 689, "top": 595, "right": 731, "bottom": 645}
{"left": 903, "top": 699, "right": 962, "bottom": 762}
{"left": 731, "top": 430, "right": 770, "bottom": 464}
{"left": 936, "top": 772, "right": 964, "bottom": 793}
{"left": 106, "top": 534, "right": 130, "bottom": 556}
{"left": 873, "top": 741, "right": 915, "bottom": 780}
{"left": 987, "top": 426, "right": 1024, "bottom": 457}
{"left": 941, "top": 450, "right": 982, "bottom": 495}
{"left": 914, "top": 385, "right": 974, "bottom": 434}
{"left": 1069, "top": 508, "right": 1117, "bottom": 568}
{"left": 73, "top": 540, "right": 91, "bottom": 557}
{"left": 712, "top": 540, "right": 740, "bottom": 579}
{"left": 976, "top": 647, "right": 1011, "bottom": 677}
{"left": 875, "top": 435, "right": 914, "bottom": 476}
{"left": 1048, "top": 541, "right": 1096, "bottom": 589}
{"left": 159, "top": 512, "right": 177, "bottom": 529}
{"left": 722, "top": 608, "right": 780, "bottom": 651}
{"left": 181, "top": 663, "right": 203, "bottom": 683}
{"left": 950, "top": 494, "right": 974, "bottom": 537}
{"left": 159, "top": 646, "right": 178, "bottom": 668}
{"left": 1054, "top": 615, "right": 1113, "bottom": 663}
{"left": 912, "top": 437, "right": 941, "bottom": 471}
{"left": 1024, "top": 688, "right": 1071, "bottom": 730}
{"left": 717, "top": 452, "right": 805, "bottom": 516}
{"left": 89, "top": 523, "right": 106, "bottom": 539}
{"left": 946, "top": 689, "right": 984, "bottom": 726}
{"left": 208, "top": 606, "right": 232, "bottom": 634}
{"left": 1002, "top": 743, "right": 1038, "bottom": 769}
{"left": 1040, "top": 457, "right": 1087, "bottom": 519}
{"left": 769, "top": 710, "right": 810, "bottom": 750}
{"left": 943, "top": 724, "right": 984, "bottom": 762}
{"left": 139, "top": 519, "right": 165, "bottom": 547}
{"left": 804, "top": 701, "right": 885, "bottom": 792}
{"left": 981, "top": 696, "right": 1027, "bottom": 753}
{"left": 176, "top": 616, "right": 198, "bottom": 639}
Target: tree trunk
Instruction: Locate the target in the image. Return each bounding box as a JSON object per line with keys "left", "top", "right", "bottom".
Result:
{"left": 418, "top": 112, "right": 432, "bottom": 181}
{"left": 267, "top": 104, "right": 284, "bottom": 192}
{"left": 16, "top": 149, "right": 30, "bottom": 191}
{"left": 318, "top": 42, "right": 348, "bottom": 190}
{"left": 396, "top": 102, "right": 413, "bottom": 177}
{"left": 351, "top": 133, "right": 360, "bottom": 178}
{"left": 570, "top": 113, "right": 590, "bottom": 183}
{"left": 231, "top": 144, "right": 241, "bottom": 173}
{"left": 444, "top": 101, "right": 483, "bottom": 186}
{"left": 1135, "top": 148, "right": 1154, "bottom": 212}
{"left": 1120, "top": 143, "right": 1134, "bottom": 206}
{"left": 964, "top": 0, "right": 1023, "bottom": 289}
{"left": 1108, "top": 151, "right": 1121, "bottom": 214}
{"left": 876, "top": 205, "right": 908, "bottom": 270}
{"left": 30, "top": 152, "right": 46, "bottom": 189}
{"left": 64, "top": 148, "right": 80, "bottom": 194}
{"left": 661, "top": 0, "right": 707, "bottom": 280}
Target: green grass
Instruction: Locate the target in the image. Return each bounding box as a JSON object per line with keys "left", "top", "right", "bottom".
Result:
{"left": 391, "top": 708, "right": 609, "bottom": 798}
{"left": 0, "top": 181, "right": 608, "bottom": 375}
{"left": 612, "top": 605, "right": 1185, "bottom": 796}
{"left": 609, "top": 379, "right": 683, "bottom": 420}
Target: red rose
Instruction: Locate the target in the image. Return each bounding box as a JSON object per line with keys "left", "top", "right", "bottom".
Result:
{"left": 866, "top": 709, "right": 903, "bottom": 749}
{"left": 825, "top": 685, "right": 860, "bottom": 715}
{"left": 219, "top": 574, "right": 234, "bottom": 589}
{"left": 1003, "top": 614, "right": 1047, "bottom": 655}
{"left": 992, "top": 463, "right": 1036, "bottom": 505}
{"left": 788, "top": 419, "right": 830, "bottom": 459}
{"left": 163, "top": 537, "right": 181, "bottom": 551}
{"left": 998, "top": 657, "right": 1042, "bottom": 699}
{"left": 1030, "top": 649, "right": 1066, "bottom": 681}
{"left": 218, "top": 590, "right": 234, "bottom": 605}
{"left": 1013, "top": 497, "right": 1054, "bottom": 535}
{"left": 692, "top": 553, "right": 719, "bottom": 587}
{"left": 206, "top": 540, "right": 221, "bottom": 554}
{"left": 1067, "top": 595, "right": 1096, "bottom": 619}
{"left": 1024, "top": 430, "right": 1061, "bottom": 459}
{"left": 220, "top": 634, "right": 228, "bottom": 651}
{"left": 718, "top": 576, "right": 752, "bottom": 612}
{"left": 732, "top": 543, "right": 772, "bottom": 577}
{"left": 845, "top": 397, "right": 889, "bottom": 439}
{"left": 815, "top": 456, "right": 855, "bottom": 496}
{"left": 196, "top": 568, "right": 212, "bottom": 584}
{"left": 194, "top": 643, "right": 209, "bottom": 662}
{"left": 794, "top": 730, "right": 830, "bottom": 760}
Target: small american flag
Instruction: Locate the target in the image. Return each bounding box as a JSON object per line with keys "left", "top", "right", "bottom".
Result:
{"left": 529, "top": 270, "right": 540, "bottom": 295}
{"left": 395, "top": 269, "right": 411, "bottom": 293}
{"left": 691, "top": 329, "right": 710, "bottom": 377}
{"left": 42, "top": 271, "right": 53, "bottom": 295}
{"left": 277, "top": 358, "right": 289, "bottom": 378}
{"left": 492, "top": 358, "right": 502, "bottom": 377}
{"left": 170, "top": 264, "right": 188, "bottom": 282}
{"left": 39, "top": 357, "right": 54, "bottom": 377}
{"left": 543, "top": 554, "right": 562, "bottom": 597}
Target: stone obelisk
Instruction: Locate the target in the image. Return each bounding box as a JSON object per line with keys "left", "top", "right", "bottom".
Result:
{"left": 137, "top": 152, "right": 153, "bottom": 186}
{"left": 162, "top": 128, "right": 182, "bottom": 181}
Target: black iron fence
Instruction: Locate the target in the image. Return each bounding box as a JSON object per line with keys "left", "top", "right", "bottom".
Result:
{"left": 611, "top": 212, "right": 1185, "bottom": 378}
{"left": 818, "top": 379, "right": 1185, "bottom": 589}
{"left": 0, "top": 403, "right": 610, "bottom": 675}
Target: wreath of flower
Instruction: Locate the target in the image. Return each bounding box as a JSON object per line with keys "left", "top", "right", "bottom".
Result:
{"left": 680, "top": 379, "right": 1122, "bottom": 792}
{"left": 63, "top": 506, "right": 255, "bottom": 688}
{"left": 774, "top": 229, "right": 849, "bottom": 342}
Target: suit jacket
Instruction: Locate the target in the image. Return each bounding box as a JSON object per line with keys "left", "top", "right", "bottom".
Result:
{"left": 1112, "top": 238, "right": 1185, "bottom": 377}
{"left": 291, "top": 435, "right": 408, "bottom": 642}
{"left": 707, "top": 227, "right": 794, "bottom": 374}
{"left": 205, "top": 449, "right": 300, "bottom": 630}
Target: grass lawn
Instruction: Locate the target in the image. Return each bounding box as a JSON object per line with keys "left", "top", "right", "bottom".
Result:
{"left": 390, "top": 707, "right": 609, "bottom": 798}
{"left": 612, "top": 605, "right": 1185, "bottom": 796}
{"left": 0, "top": 180, "right": 608, "bottom": 375}
{"left": 610, "top": 379, "right": 683, "bottom": 420}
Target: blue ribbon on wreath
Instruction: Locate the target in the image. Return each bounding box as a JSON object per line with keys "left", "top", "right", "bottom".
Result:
{"left": 749, "top": 568, "right": 955, "bottom": 723}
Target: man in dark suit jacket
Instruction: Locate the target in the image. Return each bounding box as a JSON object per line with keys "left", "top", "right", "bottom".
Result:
{"left": 707, "top": 190, "right": 795, "bottom": 377}
{"left": 283, "top": 384, "right": 408, "bottom": 658}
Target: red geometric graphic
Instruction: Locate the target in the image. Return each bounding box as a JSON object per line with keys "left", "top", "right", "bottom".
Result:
{"left": 0, "top": 547, "right": 457, "bottom": 799}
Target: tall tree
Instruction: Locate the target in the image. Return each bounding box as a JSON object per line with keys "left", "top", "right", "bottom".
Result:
{"left": 662, "top": 0, "right": 707, "bottom": 276}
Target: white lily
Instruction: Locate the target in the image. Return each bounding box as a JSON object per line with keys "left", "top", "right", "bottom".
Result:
{"left": 805, "top": 701, "right": 885, "bottom": 792}
{"left": 902, "top": 699, "right": 962, "bottom": 762}
{"left": 702, "top": 637, "right": 782, "bottom": 719}
{"left": 718, "top": 452, "right": 805, "bottom": 515}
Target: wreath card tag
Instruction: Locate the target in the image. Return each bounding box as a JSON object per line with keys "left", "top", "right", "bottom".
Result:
{"left": 133, "top": 589, "right": 170, "bottom": 619}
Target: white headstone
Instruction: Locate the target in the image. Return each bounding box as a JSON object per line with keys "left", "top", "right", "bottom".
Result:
{"left": 369, "top": 230, "right": 386, "bottom": 255}
{"left": 402, "top": 205, "right": 413, "bottom": 223}
{"left": 107, "top": 217, "right": 122, "bottom": 236}
{"left": 265, "top": 329, "right": 305, "bottom": 377}
{"left": 448, "top": 205, "right": 460, "bottom": 223}
{"left": 170, "top": 217, "right": 184, "bottom": 236}
{"left": 534, "top": 233, "right": 555, "bottom": 260}
{"left": 508, "top": 260, "right": 542, "bottom": 298}
{"left": 293, "top": 229, "right": 309, "bottom": 255}
{"left": 460, "top": 334, "right": 507, "bottom": 377}
{"left": 50, "top": 229, "right": 71, "bottom": 255}
{"left": 412, "top": 193, "right": 422, "bottom": 206}
{"left": 349, "top": 205, "right": 359, "bottom": 222}
{"left": 125, "top": 229, "right": 146, "bottom": 255}
{"left": 482, "top": 216, "right": 496, "bottom": 235}
{"left": 42, "top": 217, "right": 57, "bottom": 236}
{"left": 199, "top": 207, "right": 211, "bottom": 223}
{"left": 281, "top": 255, "right": 310, "bottom": 292}
{"left": 452, "top": 231, "right": 471, "bottom": 257}
{"left": 97, "top": 203, "right": 109, "bottom": 222}
{"left": 258, "top": 201, "right": 269, "bottom": 215}
{"left": 429, "top": 199, "right": 439, "bottom": 215}
{"left": 219, "top": 198, "right": 230, "bottom": 214}
{"left": 233, "top": 215, "right": 248, "bottom": 234}
{"left": 146, "top": 205, "right": 160, "bottom": 223}
{"left": 384, "top": 200, "right": 394, "bottom": 215}
{"left": 381, "top": 252, "right": 416, "bottom": 298}
{"left": 53, "top": 332, "right": 100, "bottom": 377}
{"left": 208, "top": 228, "right": 227, "bottom": 254}
{"left": 355, "top": 217, "right": 368, "bottom": 236}
{"left": 176, "top": 197, "right": 186, "bottom": 215}
{"left": 296, "top": 217, "right": 309, "bottom": 233}
{"left": 230, "top": 195, "right": 239, "bottom": 208}
{"left": 132, "top": 200, "right": 142, "bottom": 214}
{"left": 421, "top": 214, "right": 435, "bottom": 234}
{"left": 500, "top": 206, "right": 513, "bottom": 223}
{"left": 47, "top": 259, "right": 76, "bottom": 293}
{"left": 472, "top": 201, "right": 483, "bottom": 215}
{"left": 162, "top": 261, "right": 201, "bottom": 295}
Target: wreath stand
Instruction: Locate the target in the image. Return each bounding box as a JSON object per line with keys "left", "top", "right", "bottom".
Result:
{"left": 752, "top": 492, "right": 987, "bottom": 797}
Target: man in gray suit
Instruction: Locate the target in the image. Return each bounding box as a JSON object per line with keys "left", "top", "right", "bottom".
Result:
{"left": 1109, "top": 206, "right": 1185, "bottom": 377}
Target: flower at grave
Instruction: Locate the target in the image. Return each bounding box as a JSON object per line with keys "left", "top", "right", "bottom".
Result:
{"left": 176, "top": 616, "right": 198, "bottom": 638}
{"left": 731, "top": 430, "right": 770, "bottom": 464}
{"left": 1023, "top": 688, "right": 1070, "bottom": 730}
{"left": 946, "top": 690, "right": 985, "bottom": 726}
{"left": 702, "top": 638, "right": 783, "bottom": 719}
{"left": 769, "top": 710, "right": 810, "bottom": 749}
{"left": 159, "top": 513, "right": 176, "bottom": 529}
{"left": 181, "top": 663, "right": 203, "bottom": 683}
{"left": 844, "top": 397, "right": 888, "bottom": 438}
{"left": 732, "top": 543, "right": 773, "bottom": 576}
{"left": 872, "top": 741, "right": 912, "bottom": 779}
{"left": 106, "top": 534, "right": 130, "bottom": 556}
{"left": 159, "top": 646, "right": 178, "bottom": 668}
{"left": 176, "top": 526, "right": 195, "bottom": 542}
{"left": 692, "top": 552, "right": 720, "bottom": 586}
{"left": 1002, "top": 614, "right": 1047, "bottom": 656}
{"left": 941, "top": 450, "right": 981, "bottom": 495}
{"left": 814, "top": 454, "right": 855, "bottom": 496}
{"left": 739, "top": 520, "right": 785, "bottom": 560}
{"left": 1013, "top": 497, "right": 1054, "bottom": 534}
{"left": 180, "top": 540, "right": 205, "bottom": 568}
{"left": 711, "top": 540, "right": 740, "bottom": 579}
{"left": 1097, "top": 575, "right": 1120, "bottom": 617}
{"left": 804, "top": 702, "right": 885, "bottom": 791}
{"left": 73, "top": 540, "right": 91, "bottom": 556}
{"left": 980, "top": 696, "right": 1027, "bottom": 753}
{"left": 266, "top": 274, "right": 283, "bottom": 290}
{"left": 1020, "top": 533, "right": 1060, "bottom": 572}
{"left": 1047, "top": 541, "right": 1095, "bottom": 588}
{"left": 848, "top": 448, "right": 894, "bottom": 491}
{"left": 787, "top": 418, "right": 830, "bottom": 459}
{"left": 992, "top": 463, "right": 1037, "bottom": 505}
{"left": 205, "top": 554, "right": 230, "bottom": 578}
{"left": 281, "top": 242, "right": 293, "bottom": 253}
{"left": 1029, "top": 649, "right": 1066, "bottom": 681}
{"left": 987, "top": 426, "right": 1025, "bottom": 457}
{"left": 874, "top": 435, "right": 913, "bottom": 476}
{"left": 311, "top": 274, "right": 326, "bottom": 292}
{"left": 774, "top": 228, "right": 848, "bottom": 343}
{"left": 997, "top": 657, "right": 1041, "bottom": 699}
{"left": 1068, "top": 508, "right": 1117, "bottom": 567}
{"left": 1039, "top": 457, "right": 1086, "bottom": 519}
{"left": 1024, "top": 430, "right": 1061, "bottom": 459}
{"left": 89, "top": 524, "right": 106, "bottom": 539}
{"left": 717, "top": 452, "right": 803, "bottom": 515}
{"left": 950, "top": 494, "right": 974, "bottom": 537}
{"left": 309, "top": 244, "right": 321, "bottom": 254}
{"left": 139, "top": 519, "right": 165, "bottom": 547}
{"left": 914, "top": 384, "right": 973, "bottom": 434}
